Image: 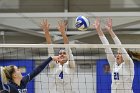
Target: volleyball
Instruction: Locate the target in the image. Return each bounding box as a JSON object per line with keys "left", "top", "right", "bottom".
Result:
{"left": 75, "top": 16, "right": 90, "bottom": 31}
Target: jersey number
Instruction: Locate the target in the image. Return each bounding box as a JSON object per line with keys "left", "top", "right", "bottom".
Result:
{"left": 114, "top": 72, "right": 119, "bottom": 80}
{"left": 18, "top": 89, "right": 27, "bottom": 93}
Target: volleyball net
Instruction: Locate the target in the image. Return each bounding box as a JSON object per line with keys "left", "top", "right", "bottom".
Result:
{"left": 0, "top": 44, "right": 140, "bottom": 93}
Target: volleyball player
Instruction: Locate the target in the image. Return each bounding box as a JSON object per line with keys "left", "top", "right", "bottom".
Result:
{"left": 94, "top": 18, "right": 134, "bottom": 93}
{"left": 41, "top": 20, "right": 75, "bottom": 93}
{"left": 0, "top": 56, "right": 63, "bottom": 93}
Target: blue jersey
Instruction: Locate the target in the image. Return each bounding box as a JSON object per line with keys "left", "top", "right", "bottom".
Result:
{"left": 0, "top": 57, "right": 52, "bottom": 93}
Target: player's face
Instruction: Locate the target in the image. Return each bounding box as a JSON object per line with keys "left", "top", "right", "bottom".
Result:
{"left": 59, "top": 50, "right": 68, "bottom": 65}
{"left": 116, "top": 52, "right": 123, "bottom": 65}
{"left": 12, "top": 66, "right": 22, "bottom": 80}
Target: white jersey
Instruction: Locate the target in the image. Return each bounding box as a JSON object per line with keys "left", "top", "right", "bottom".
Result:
{"left": 112, "top": 59, "right": 134, "bottom": 93}
{"left": 48, "top": 47, "right": 75, "bottom": 93}
{"left": 100, "top": 36, "right": 134, "bottom": 93}
{"left": 49, "top": 61, "right": 75, "bottom": 93}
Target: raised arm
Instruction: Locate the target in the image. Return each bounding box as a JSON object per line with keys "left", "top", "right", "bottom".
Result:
{"left": 57, "top": 20, "right": 69, "bottom": 44}
{"left": 41, "top": 19, "right": 52, "bottom": 44}
{"left": 22, "top": 56, "right": 62, "bottom": 84}
{"left": 57, "top": 20, "right": 75, "bottom": 68}
{"left": 105, "top": 18, "right": 133, "bottom": 65}
{"left": 94, "top": 18, "right": 115, "bottom": 69}
{"left": 41, "top": 19, "right": 56, "bottom": 68}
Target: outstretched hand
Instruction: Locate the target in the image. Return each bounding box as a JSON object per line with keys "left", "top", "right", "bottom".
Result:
{"left": 93, "top": 17, "right": 101, "bottom": 31}
{"left": 40, "top": 19, "right": 50, "bottom": 32}
{"left": 57, "top": 20, "right": 67, "bottom": 34}
{"left": 52, "top": 56, "right": 63, "bottom": 63}
{"left": 105, "top": 18, "right": 112, "bottom": 31}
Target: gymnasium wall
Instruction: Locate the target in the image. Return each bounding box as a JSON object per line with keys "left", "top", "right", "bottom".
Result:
{"left": 0, "top": 0, "right": 140, "bottom": 12}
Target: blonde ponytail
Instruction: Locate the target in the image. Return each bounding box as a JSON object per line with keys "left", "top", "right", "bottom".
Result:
{"left": 0, "top": 67, "right": 8, "bottom": 84}
{"left": 0, "top": 65, "right": 15, "bottom": 84}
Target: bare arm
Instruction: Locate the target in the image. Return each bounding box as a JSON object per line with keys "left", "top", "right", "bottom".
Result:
{"left": 57, "top": 20, "right": 75, "bottom": 68}
{"left": 41, "top": 19, "right": 52, "bottom": 44}
{"left": 57, "top": 20, "right": 69, "bottom": 44}
{"left": 22, "top": 56, "right": 63, "bottom": 84}
{"left": 94, "top": 18, "right": 115, "bottom": 69}
{"left": 41, "top": 19, "right": 56, "bottom": 68}
{"left": 105, "top": 18, "right": 133, "bottom": 66}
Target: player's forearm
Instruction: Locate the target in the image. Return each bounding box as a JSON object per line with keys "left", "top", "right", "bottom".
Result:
{"left": 99, "top": 36, "right": 109, "bottom": 45}
{"left": 29, "top": 57, "right": 52, "bottom": 80}
{"left": 121, "top": 48, "right": 133, "bottom": 65}
{"left": 113, "top": 37, "right": 133, "bottom": 64}
{"left": 99, "top": 36, "right": 115, "bottom": 68}
{"left": 65, "top": 48, "right": 75, "bottom": 68}
{"left": 108, "top": 29, "right": 116, "bottom": 38}
{"left": 44, "top": 32, "right": 52, "bottom": 44}
{"left": 68, "top": 52, "right": 75, "bottom": 68}
{"left": 112, "top": 36, "right": 121, "bottom": 45}
{"left": 96, "top": 28, "right": 104, "bottom": 36}
{"left": 69, "top": 59, "right": 76, "bottom": 68}
{"left": 60, "top": 31, "right": 69, "bottom": 44}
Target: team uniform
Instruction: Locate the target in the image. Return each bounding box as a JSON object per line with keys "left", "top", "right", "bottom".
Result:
{"left": 48, "top": 47, "right": 75, "bottom": 93}
{"left": 0, "top": 57, "right": 53, "bottom": 93}
{"left": 100, "top": 36, "right": 134, "bottom": 93}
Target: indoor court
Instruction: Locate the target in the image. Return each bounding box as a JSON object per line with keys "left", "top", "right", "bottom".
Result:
{"left": 0, "top": 0, "right": 140, "bottom": 93}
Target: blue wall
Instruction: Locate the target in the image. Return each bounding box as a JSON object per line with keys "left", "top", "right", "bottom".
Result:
{"left": 133, "top": 60, "right": 140, "bottom": 93}
{"left": 97, "top": 59, "right": 140, "bottom": 93}
{"left": 0, "top": 59, "right": 35, "bottom": 93}
{"left": 96, "top": 59, "right": 111, "bottom": 93}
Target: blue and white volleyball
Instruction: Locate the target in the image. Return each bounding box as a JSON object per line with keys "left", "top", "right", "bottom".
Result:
{"left": 75, "top": 16, "right": 90, "bottom": 31}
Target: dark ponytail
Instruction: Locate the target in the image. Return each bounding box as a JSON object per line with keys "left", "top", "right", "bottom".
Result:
{"left": 127, "top": 49, "right": 140, "bottom": 61}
